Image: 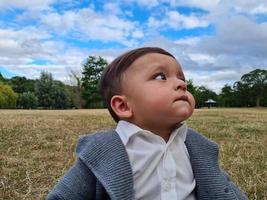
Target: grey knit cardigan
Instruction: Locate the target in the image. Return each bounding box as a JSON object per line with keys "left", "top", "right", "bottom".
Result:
{"left": 47, "top": 128, "right": 248, "bottom": 200}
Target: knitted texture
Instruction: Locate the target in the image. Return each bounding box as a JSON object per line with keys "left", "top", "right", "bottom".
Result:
{"left": 186, "top": 129, "right": 248, "bottom": 200}
{"left": 77, "top": 131, "right": 133, "bottom": 199}
{"left": 47, "top": 129, "right": 248, "bottom": 200}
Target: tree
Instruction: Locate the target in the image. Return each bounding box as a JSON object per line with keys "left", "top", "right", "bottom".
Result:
{"left": 238, "top": 69, "right": 267, "bottom": 107}
{"left": 35, "top": 72, "right": 54, "bottom": 108}
{"left": 186, "top": 79, "right": 197, "bottom": 98}
{"left": 0, "top": 81, "right": 18, "bottom": 108}
{"left": 35, "top": 71, "right": 70, "bottom": 109}
{"left": 195, "top": 86, "right": 218, "bottom": 108}
{"left": 10, "top": 76, "right": 35, "bottom": 93}
{"left": 52, "top": 80, "right": 70, "bottom": 109}
{"left": 233, "top": 81, "right": 252, "bottom": 107}
{"left": 18, "top": 92, "right": 38, "bottom": 109}
{"left": 219, "top": 84, "right": 235, "bottom": 107}
{"left": 0, "top": 73, "right": 7, "bottom": 83}
{"left": 67, "top": 70, "right": 85, "bottom": 108}
{"left": 81, "top": 56, "right": 107, "bottom": 108}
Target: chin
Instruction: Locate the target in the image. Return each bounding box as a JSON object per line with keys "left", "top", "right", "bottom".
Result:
{"left": 177, "top": 107, "right": 194, "bottom": 120}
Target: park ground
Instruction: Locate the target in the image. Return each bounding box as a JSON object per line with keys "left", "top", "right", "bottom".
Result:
{"left": 0, "top": 108, "right": 266, "bottom": 199}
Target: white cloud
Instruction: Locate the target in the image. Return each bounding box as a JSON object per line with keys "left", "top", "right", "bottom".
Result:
{"left": 0, "top": 39, "right": 19, "bottom": 49}
{"left": 188, "top": 53, "right": 215, "bottom": 64}
{"left": 132, "top": 30, "right": 144, "bottom": 38}
{"left": 0, "top": 4, "right": 145, "bottom": 83}
{"left": 40, "top": 8, "right": 143, "bottom": 46}
{"left": 1, "top": 0, "right": 267, "bottom": 93}
{"left": 199, "top": 15, "right": 267, "bottom": 59}
{"left": 251, "top": 4, "right": 267, "bottom": 14}
{"left": 0, "top": 27, "right": 51, "bottom": 64}
{"left": 40, "top": 11, "right": 77, "bottom": 34}
{"left": 123, "top": 0, "right": 220, "bottom": 11}
{"left": 103, "top": 2, "right": 122, "bottom": 15}
{"left": 184, "top": 70, "right": 243, "bottom": 93}
{"left": 165, "top": 0, "right": 267, "bottom": 14}
{"left": 174, "top": 37, "right": 200, "bottom": 45}
{"left": 0, "top": 26, "right": 88, "bottom": 71}
{"left": 6, "top": 63, "right": 70, "bottom": 80}
{"left": 167, "top": 0, "right": 221, "bottom": 11}
{"left": 148, "top": 11, "right": 209, "bottom": 30}
{"left": 124, "top": 0, "right": 160, "bottom": 8}
{"left": 168, "top": 11, "right": 209, "bottom": 29}
{"left": 230, "top": 1, "right": 267, "bottom": 14}
{"left": 0, "top": 27, "right": 50, "bottom": 41}
{"left": 0, "top": 0, "right": 55, "bottom": 10}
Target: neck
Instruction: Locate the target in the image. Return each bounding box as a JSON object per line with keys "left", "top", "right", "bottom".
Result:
{"left": 134, "top": 122, "right": 182, "bottom": 142}
{"left": 154, "top": 129, "right": 172, "bottom": 142}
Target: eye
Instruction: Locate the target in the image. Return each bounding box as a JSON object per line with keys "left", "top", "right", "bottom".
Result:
{"left": 154, "top": 73, "right": 167, "bottom": 80}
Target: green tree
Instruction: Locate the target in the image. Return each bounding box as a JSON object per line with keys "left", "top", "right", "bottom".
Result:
{"left": 35, "top": 72, "right": 54, "bottom": 108}
{"left": 35, "top": 71, "right": 70, "bottom": 109}
{"left": 0, "top": 82, "right": 18, "bottom": 108}
{"left": 238, "top": 69, "right": 267, "bottom": 107}
{"left": 68, "top": 70, "right": 85, "bottom": 108}
{"left": 18, "top": 92, "right": 38, "bottom": 109}
{"left": 233, "top": 81, "right": 252, "bottom": 107}
{"left": 195, "top": 86, "right": 218, "bottom": 108}
{"left": 186, "top": 79, "right": 197, "bottom": 98}
{"left": 0, "top": 73, "right": 7, "bottom": 83}
{"left": 81, "top": 56, "right": 107, "bottom": 108}
{"left": 10, "top": 76, "right": 35, "bottom": 93}
{"left": 219, "top": 84, "right": 235, "bottom": 107}
{"left": 52, "top": 80, "right": 70, "bottom": 109}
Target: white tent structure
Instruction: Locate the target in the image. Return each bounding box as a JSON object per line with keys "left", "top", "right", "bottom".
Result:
{"left": 205, "top": 99, "right": 216, "bottom": 108}
{"left": 205, "top": 99, "right": 216, "bottom": 104}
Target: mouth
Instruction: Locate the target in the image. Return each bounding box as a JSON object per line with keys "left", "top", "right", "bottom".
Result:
{"left": 174, "top": 95, "right": 189, "bottom": 102}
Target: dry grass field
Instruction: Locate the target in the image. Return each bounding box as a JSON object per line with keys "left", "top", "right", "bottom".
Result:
{"left": 0, "top": 108, "right": 266, "bottom": 200}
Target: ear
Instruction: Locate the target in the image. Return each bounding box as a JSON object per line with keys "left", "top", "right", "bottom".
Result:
{"left": 111, "top": 95, "right": 133, "bottom": 120}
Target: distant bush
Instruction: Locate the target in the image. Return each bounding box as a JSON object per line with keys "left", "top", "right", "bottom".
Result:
{"left": 0, "top": 82, "right": 18, "bottom": 108}
{"left": 35, "top": 72, "right": 70, "bottom": 109}
{"left": 18, "top": 92, "right": 38, "bottom": 109}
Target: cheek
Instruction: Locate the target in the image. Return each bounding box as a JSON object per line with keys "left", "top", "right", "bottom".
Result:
{"left": 187, "top": 92, "right": 195, "bottom": 109}
{"left": 138, "top": 93, "right": 168, "bottom": 112}
{"left": 132, "top": 86, "right": 172, "bottom": 111}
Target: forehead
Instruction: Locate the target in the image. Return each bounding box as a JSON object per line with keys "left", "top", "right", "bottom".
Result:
{"left": 126, "top": 52, "right": 183, "bottom": 73}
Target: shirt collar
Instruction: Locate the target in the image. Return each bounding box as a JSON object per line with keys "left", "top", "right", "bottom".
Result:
{"left": 116, "top": 120, "right": 188, "bottom": 146}
{"left": 116, "top": 120, "right": 143, "bottom": 145}
{"left": 169, "top": 122, "right": 188, "bottom": 144}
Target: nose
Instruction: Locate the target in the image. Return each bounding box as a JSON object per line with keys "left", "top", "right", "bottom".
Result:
{"left": 175, "top": 79, "right": 187, "bottom": 91}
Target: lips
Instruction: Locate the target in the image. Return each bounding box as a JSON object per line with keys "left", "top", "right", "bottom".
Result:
{"left": 174, "top": 95, "right": 188, "bottom": 102}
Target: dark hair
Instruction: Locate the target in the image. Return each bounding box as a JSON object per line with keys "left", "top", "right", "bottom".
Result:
{"left": 99, "top": 47, "right": 175, "bottom": 122}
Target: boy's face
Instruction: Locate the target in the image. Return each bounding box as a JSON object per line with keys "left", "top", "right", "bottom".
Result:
{"left": 121, "top": 53, "right": 195, "bottom": 131}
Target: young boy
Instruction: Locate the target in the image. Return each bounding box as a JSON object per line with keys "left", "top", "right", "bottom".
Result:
{"left": 47, "top": 47, "right": 248, "bottom": 200}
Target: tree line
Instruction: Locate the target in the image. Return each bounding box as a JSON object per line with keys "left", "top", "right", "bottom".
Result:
{"left": 188, "top": 68, "right": 267, "bottom": 108}
{"left": 0, "top": 56, "right": 266, "bottom": 109}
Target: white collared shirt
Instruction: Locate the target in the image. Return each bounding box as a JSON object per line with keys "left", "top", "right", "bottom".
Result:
{"left": 116, "top": 120, "right": 196, "bottom": 200}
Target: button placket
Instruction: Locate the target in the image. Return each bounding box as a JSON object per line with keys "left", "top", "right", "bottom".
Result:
{"left": 161, "top": 148, "right": 177, "bottom": 199}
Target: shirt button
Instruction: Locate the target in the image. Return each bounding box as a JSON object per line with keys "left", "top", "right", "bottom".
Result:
{"left": 163, "top": 179, "right": 171, "bottom": 191}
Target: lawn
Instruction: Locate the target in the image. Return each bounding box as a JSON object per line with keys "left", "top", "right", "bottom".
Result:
{"left": 0, "top": 108, "right": 266, "bottom": 199}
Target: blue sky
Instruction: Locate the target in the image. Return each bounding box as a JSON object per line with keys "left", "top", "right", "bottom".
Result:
{"left": 0, "top": 0, "right": 267, "bottom": 93}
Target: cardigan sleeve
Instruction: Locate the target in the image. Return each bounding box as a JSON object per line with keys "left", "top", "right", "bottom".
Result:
{"left": 46, "top": 158, "right": 96, "bottom": 200}
{"left": 221, "top": 169, "right": 248, "bottom": 200}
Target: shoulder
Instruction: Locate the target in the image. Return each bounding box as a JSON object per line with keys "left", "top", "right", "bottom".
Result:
{"left": 186, "top": 128, "right": 219, "bottom": 157}
{"left": 75, "top": 130, "right": 128, "bottom": 166}
{"left": 76, "top": 130, "right": 120, "bottom": 154}
{"left": 187, "top": 128, "right": 218, "bottom": 146}
{"left": 186, "top": 128, "right": 248, "bottom": 199}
